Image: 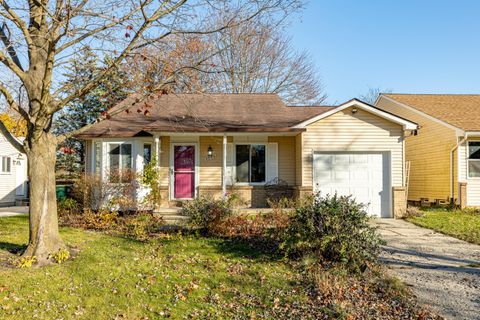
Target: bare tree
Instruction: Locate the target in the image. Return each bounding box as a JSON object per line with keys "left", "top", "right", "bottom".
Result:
{"left": 359, "top": 87, "right": 393, "bottom": 105}
{"left": 206, "top": 18, "right": 326, "bottom": 105}
{"left": 0, "top": 0, "right": 301, "bottom": 264}
{"left": 120, "top": 15, "right": 326, "bottom": 105}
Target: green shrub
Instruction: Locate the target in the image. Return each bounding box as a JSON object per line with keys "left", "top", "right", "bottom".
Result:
{"left": 124, "top": 213, "right": 164, "bottom": 241}
{"left": 281, "top": 193, "right": 384, "bottom": 273}
{"left": 181, "top": 196, "right": 233, "bottom": 231}
{"left": 58, "top": 198, "right": 80, "bottom": 216}
{"left": 50, "top": 248, "right": 70, "bottom": 264}
{"left": 13, "top": 256, "right": 37, "bottom": 268}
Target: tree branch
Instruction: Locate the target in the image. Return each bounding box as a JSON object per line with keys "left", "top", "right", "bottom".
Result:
{"left": 0, "top": 1, "right": 34, "bottom": 50}
{"left": 0, "top": 82, "right": 29, "bottom": 121}
{"left": 0, "top": 23, "right": 26, "bottom": 76}
{"left": 52, "top": 0, "right": 187, "bottom": 114}
{"left": 56, "top": 44, "right": 224, "bottom": 142}
{"left": 0, "top": 118, "right": 25, "bottom": 153}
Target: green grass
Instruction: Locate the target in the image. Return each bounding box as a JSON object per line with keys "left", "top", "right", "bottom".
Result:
{"left": 0, "top": 215, "right": 310, "bottom": 319}
{"left": 407, "top": 208, "right": 480, "bottom": 244}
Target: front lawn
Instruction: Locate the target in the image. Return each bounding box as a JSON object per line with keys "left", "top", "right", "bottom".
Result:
{"left": 407, "top": 208, "right": 480, "bottom": 244}
{"left": 0, "top": 215, "right": 438, "bottom": 319}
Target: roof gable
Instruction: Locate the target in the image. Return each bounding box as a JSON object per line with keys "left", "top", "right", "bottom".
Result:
{"left": 382, "top": 94, "right": 480, "bottom": 132}
{"left": 293, "top": 99, "right": 418, "bottom": 130}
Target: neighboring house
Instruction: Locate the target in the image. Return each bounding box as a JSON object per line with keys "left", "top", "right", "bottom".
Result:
{"left": 77, "top": 94, "right": 417, "bottom": 218}
{"left": 0, "top": 131, "right": 28, "bottom": 207}
{"left": 376, "top": 94, "right": 480, "bottom": 208}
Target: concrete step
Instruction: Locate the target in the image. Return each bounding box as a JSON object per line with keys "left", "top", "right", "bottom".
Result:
{"left": 161, "top": 215, "right": 190, "bottom": 225}
{"left": 153, "top": 208, "right": 182, "bottom": 216}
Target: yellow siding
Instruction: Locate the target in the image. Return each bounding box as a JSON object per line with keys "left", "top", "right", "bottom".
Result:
{"left": 376, "top": 97, "right": 458, "bottom": 201}
{"left": 268, "top": 136, "right": 296, "bottom": 186}
{"left": 199, "top": 136, "right": 223, "bottom": 186}
{"left": 295, "top": 133, "right": 303, "bottom": 186}
{"left": 159, "top": 136, "right": 170, "bottom": 186}
{"left": 302, "top": 107, "right": 404, "bottom": 187}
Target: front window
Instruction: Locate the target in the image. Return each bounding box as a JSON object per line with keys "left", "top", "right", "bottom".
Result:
{"left": 235, "top": 144, "right": 265, "bottom": 183}
{"left": 1, "top": 156, "right": 11, "bottom": 173}
{"left": 108, "top": 143, "right": 132, "bottom": 182}
{"left": 468, "top": 141, "right": 480, "bottom": 177}
{"left": 143, "top": 143, "right": 152, "bottom": 165}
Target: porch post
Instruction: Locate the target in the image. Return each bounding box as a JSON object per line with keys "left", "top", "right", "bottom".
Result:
{"left": 222, "top": 134, "right": 227, "bottom": 197}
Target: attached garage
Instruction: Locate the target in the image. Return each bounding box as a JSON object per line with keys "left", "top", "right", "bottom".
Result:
{"left": 313, "top": 152, "right": 391, "bottom": 217}
{"left": 294, "top": 99, "right": 418, "bottom": 218}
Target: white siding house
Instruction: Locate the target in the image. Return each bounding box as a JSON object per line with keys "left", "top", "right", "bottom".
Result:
{"left": 0, "top": 131, "right": 28, "bottom": 207}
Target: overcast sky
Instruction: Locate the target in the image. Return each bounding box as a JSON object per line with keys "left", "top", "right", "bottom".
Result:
{"left": 289, "top": 0, "right": 480, "bottom": 104}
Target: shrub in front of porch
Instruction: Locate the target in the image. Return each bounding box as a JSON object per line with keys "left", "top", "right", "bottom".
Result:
{"left": 181, "top": 196, "right": 233, "bottom": 232}
{"left": 281, "top": 193, "right": 384, "bottom": 273}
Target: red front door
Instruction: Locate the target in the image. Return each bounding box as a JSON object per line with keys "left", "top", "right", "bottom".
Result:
{"left": 174, "top": 145, "right": 195, "bottom": 199}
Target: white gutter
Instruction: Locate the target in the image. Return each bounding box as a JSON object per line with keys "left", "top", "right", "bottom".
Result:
{"left": 450, "top": 133, "right": 468, "bottom": 200}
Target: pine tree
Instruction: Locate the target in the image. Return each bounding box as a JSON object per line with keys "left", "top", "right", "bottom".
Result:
{"left": 54, "top": 48, "right": 130, "bottom": 177}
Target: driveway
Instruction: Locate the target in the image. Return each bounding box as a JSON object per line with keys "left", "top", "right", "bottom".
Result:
{"left": 0, "top": 206, "right": 28, "bottom": 217}
{"left": 377, "top": 219, "right": 480, "bottom": 320}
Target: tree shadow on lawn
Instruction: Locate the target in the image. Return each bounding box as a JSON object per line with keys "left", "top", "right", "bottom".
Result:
{"left": 0, "top": 242, "right": 27, "bottom": 255}
{"left": 211, "top": 236, "right": 283, "bottom": 262}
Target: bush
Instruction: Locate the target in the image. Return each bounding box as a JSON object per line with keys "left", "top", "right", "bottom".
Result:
{"left": 57, "top": 198, "right": 81, "bottom": 216}
{"left": 49, "top": 248, "right": 70, "bottom": 264}
{"left": 72, "top": 172, "right": 138, "bottom": 212}
{"left": 82, "top": 209, "right": 120, "bottom": 230}
{"left": 123, "top": 213, "right": 164, "bottom": 241}
{"left": 210, "top": 210, "right": 290, "bottom": 239}
{"left": 180, "top": 196, "right": 233, "bottom": 231}
{"left": 281, "top": 193, "right": 384, "bottom": 273}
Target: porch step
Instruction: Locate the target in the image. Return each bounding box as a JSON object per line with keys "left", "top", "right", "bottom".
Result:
{"left": 159, "top": 215, "right": 190, "bottom": 225}
{"left": 154, "top": 207, "right": 181, "bottom": 215}
{"left": 153, "top": 208, "right": 190, "bottom": 225}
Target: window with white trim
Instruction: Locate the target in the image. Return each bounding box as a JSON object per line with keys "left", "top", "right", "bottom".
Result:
{"left": 107, "top": 143, "right": 132, "bottom": 182}
{"left": 1, "top": 156, "right": 11, "bottom": 173}
{"left": 235, "top": 144, "right": 266, "bottom": 183}
{"left": 468, "top": 141, "right": 480, "bottom": 178}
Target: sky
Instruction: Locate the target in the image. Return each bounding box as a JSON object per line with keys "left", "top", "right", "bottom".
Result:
{"left": 288, "top": 0, "right": 480, "bottom": 104}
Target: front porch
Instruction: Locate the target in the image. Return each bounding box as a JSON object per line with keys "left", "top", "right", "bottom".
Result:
{"left": 87, "top": 132, "right": 305, "bottom": 209}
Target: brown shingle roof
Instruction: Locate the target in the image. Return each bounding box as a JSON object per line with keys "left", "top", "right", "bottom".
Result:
{"left": 76, "top": 93, "right": 336, "bottom": 138}
{"left": 384, "top": 94, "right": 480, "bottom": 131}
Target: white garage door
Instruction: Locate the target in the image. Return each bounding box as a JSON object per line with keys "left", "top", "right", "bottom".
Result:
{"left": 313, "top": 152, "right": 391, "bottom": 217}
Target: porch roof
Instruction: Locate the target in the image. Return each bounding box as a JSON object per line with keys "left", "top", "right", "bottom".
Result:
{"left": 76, "top": 93, "right": 334, "bottom": 138}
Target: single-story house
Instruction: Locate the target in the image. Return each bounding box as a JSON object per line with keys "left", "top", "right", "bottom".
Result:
{"left": 375, "top": 93, "right": 480, "bottom": 208}
{"left": 77, "top": 94, "right": 417, "bottom": 218}
{"left": 0, "top": 131, "right": 28, "bottom": 207}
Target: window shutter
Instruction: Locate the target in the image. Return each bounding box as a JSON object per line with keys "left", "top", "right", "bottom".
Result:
{"left": 225, "top": 143, "right": 234, "bottom": 185}
{"left": 266, "top": 143, "right": 278, "bottom": 183}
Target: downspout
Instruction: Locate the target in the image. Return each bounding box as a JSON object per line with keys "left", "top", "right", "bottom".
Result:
{"left": 450, "top": 133, "right": 467, "bottom": 201}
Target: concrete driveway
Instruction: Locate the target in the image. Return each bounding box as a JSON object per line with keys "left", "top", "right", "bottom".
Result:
{"left": 0, "top": 206, "right": 28, "bottom": 217}
{"left": 377, "top": 219, "right": 480, "bottom": 320}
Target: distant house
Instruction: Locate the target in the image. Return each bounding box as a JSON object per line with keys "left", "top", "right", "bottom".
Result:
{"left": 0, "top": 131, "right": 28, "bottom": 207}
{"left": 76, "top": 94, "right": 417, "bottom": 218}
{"left": 376, "top": 94, "right": 480, "bottom": 208}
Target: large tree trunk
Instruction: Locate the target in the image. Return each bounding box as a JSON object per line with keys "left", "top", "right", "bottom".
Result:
{"left": 23, "top": 132, "right": 64, "bottom": 264}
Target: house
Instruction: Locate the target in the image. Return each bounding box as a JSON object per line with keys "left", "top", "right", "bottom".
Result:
{"left": 0, "top": 131, "right": 28, "bottom": 207}
{"left": 375, "top": 93, "right": 480, "bottom": 208}
{"left": 77, "top": 94, "right": 417, "bottom": 218}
